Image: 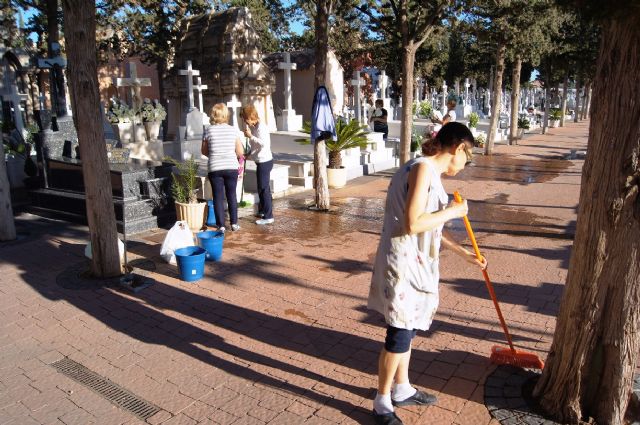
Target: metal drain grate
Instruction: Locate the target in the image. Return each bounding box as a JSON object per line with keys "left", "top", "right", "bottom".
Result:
{"left": 50, "top": 357, "right": 160, "bottom": 420}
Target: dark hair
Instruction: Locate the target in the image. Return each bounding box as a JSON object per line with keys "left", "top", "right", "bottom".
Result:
{"left": 421, "top": 122, "right": 474, "bottom": 156}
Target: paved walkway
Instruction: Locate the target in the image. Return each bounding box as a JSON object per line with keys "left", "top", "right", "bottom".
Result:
{"left": 0, "top": 122, "right": 589, "bottom": 424}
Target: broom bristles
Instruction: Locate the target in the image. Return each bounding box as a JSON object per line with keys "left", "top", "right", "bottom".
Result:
{"left": 490, "top": 345, "right": 545, "bottom": 369}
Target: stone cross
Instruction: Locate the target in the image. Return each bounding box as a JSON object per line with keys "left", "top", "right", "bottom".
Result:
{"left": 379, "top": 70, "right": 388, "bottom": 99}
{"left": 37, "top": 51, "right": 68, "bottom": 117}
{"left": 178, "top": 61, "right": 200, "bottom": 111}
{"left": 114, "top": 62, "right": 151, "bottom": 110}
{"left": 278, "top": 52, "right": 296, "bottom": 111}
{"left": 464, "top": 78, "right": 470, "bottom": 106}
{"left": 1, "top": 77, "right": 28, "bottom": 137}
{"left": 350, "top": 71, "right": 364, "bottom": 123}
{"left": 194, "top": 77, "right": 208, "bottom": 113}
{"left": 442, "top": 80, "right": 448, "bottom": 115}
{"left": 415, "top": 77, "right": 421, "bottom": 103}
{"left": 226, "top": 94, "right": 242, "bottom": 128}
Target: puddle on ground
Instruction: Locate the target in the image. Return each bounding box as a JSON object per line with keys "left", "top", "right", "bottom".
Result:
{"left": 454, "top": 154, "right": 576, "bottom": 185}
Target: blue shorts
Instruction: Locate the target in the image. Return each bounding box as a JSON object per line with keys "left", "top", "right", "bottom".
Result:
{"left": 384, "top": 326, "right": 418, "bottom": 353}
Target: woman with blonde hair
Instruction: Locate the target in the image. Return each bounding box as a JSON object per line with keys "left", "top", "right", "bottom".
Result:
{"left": 201, "top": 103, "right": 245, "bottom": 232}
{"left": 240, "top": 104, "right": 274, "bottom": 225}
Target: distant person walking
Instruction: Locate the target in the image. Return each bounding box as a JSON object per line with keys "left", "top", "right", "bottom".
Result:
{"left": 241, "top": 105, "right": 274, "bottom": 225}
{"left": 368, "top": 122, "right": 487, "bottom": 425}
{"left": 202, "top": 103, "right": 245, "bottom": 232}
{"left": 431, "top": 99, "right": 457, "bottom": 132}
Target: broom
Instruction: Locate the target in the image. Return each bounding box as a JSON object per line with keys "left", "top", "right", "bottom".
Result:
{"left": 453, "top": 191, "right": 545, "bottom": 369}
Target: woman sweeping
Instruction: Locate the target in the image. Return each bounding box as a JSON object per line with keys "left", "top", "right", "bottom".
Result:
{"left": 368, "top": 122, "right": 487, "bottom": 425}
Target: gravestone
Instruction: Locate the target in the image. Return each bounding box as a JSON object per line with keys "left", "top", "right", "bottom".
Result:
{"left": 114, "top": 62, "right": 151, "bottom": 144}
{"left": 441, "top": 81, "right": 448, "bottom": 115}
{"left": 378, "top": 70, "right": 392, "bottom": 111}
{"left": 194, "top": 76, "right": 210, "bottom": 125}
{"left": 351, "top": 71, "right": 364, "bottom": 124}
{"left": 0, "top": 76, "right": 28, "bottom": 138}
{"left": 164, "top": 7, "right": 276, "bottom": 146}
{"left": 226, "top": 94, "right": 242, "bottom": 129}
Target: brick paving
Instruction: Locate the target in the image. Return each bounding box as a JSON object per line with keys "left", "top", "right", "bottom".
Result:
{"left": 0, "top": 122, "right": 590, "bottom": 424}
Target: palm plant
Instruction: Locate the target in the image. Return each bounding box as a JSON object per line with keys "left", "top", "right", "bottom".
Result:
{"left": 165, "top": 157, "right": 199, "bottom": 204}
{"left": 297, "top": 118, "right": 369, "bottom": 169}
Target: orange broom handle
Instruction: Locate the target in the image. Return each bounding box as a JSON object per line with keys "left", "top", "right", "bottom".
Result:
{"left": 453, "top": 191, "right": 516, "bottom": 352}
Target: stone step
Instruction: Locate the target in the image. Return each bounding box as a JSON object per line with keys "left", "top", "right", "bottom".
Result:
{"left": 289, "top": 175, "right": 314, "bottom": 189}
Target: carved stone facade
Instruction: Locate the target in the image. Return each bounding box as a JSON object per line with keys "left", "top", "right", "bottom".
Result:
{"left": 165, "top": 7, "right": 277, "bottom": 136}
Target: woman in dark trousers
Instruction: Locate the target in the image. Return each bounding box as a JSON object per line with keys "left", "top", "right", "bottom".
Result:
{"left": 241, "top": 105, "right": 274, "bottom": 225}
{"left": 202, "top": 103, "right": 245, "bottom": 232}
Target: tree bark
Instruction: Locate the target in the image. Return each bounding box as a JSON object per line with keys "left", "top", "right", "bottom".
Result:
{"left": 542, "top": 88, "right": 550, "bottom": 134}
{"left": 560, "top": 73, "right": 569, "bottom": 127}
{"left": 508, "top": 55, "right": 522, "bottom": 145}
{"left": 574, "top": 75, "right": 581, "bottom": 123}
{"left": 313, "top": 0, "right": 331, "bottom": 210}
{"left": 533, "top": 15, "right": 640, "bottom": 425}
{"left": 0, "top": 142, "right": 16, "bottom": 241}
{"left": 581, "top": 81, "right": 591, "bottom": 120}
{"left": 485, "top": 42, "right": 505, "bottom": 155}
{"left": 62, "top": 0, "right": 121, "bottom": 277}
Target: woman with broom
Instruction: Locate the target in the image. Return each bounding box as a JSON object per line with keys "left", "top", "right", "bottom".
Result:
{"left": 368, "top": 122, "right": 487, "bottom": 425}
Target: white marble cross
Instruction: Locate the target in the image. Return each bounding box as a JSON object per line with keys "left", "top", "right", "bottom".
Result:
{"left": 178, "top": 61, "right": 200, "bottom": 111}
{"left": 226, "top": 94, "right": 242, "bottom": 128}
{"left": 464, "top": 78, "right": 470, "bottom": 105}
{"left": 114, "top": 62, "right": 151, "bottom": 110}
{"left": 350, "top": 71, "right": 364, "bottom": 123}
{"left": 194, "top": 77, "right": 208, "bottom": 113}
{"left": 379, "top": 70, "right": 388, "bottom": 99}
{"left": 278, "top": 52, "right": 296, "bottom": 111}
{"left": 442, "top": 80, "right": 448, "bottom": 114}
{"left": 1, "top": 79, "right": 28, "bottom": 137}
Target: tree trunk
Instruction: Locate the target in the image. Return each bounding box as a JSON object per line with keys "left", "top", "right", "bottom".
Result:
{"left": 508, "top": 55, "right": 522, "bottom": 145}
{"left": 485, "top": 42, "right": 505, "bottom": 155}
{"left": 157, "top": 59, "right": 168, "bottom": 139}
{"left": 533, "top": 15, "right": 640, "bottom": 425}
{"left": 62, "top": 0, "right": 121, "bottom": 277}
{"left": 399, "top": 43, "right": 416, "bottom": 164}
{"left": 574, "top": 75, "right": 581, "bottom": 123}
{"left": 560, "top": 73, "right": 569, "bottom": 127}
{"left": 0, "top": 142, "right": 17, "bottom": 241}
{"left": 313, "top": 0, "right": 331, "bottom": 210}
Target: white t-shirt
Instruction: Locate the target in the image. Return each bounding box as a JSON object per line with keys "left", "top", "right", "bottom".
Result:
{"left": 446, "top": 110, "right": 456, "bottom": 122}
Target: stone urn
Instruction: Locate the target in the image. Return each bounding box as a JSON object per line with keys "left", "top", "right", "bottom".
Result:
{"left": 113, "top": 122, "right": 133, "bottom": 143}
{"left": 144, "top": 121, "right": 161, "bottom": 141}
{"left": 133, "top": 123, "right": 147, "bottom": 143}
{"left": 327, "top": 166, "right": 347, "bottom": 189}
{"left": 175, "top": 201, "right": 207, "bottom": 232}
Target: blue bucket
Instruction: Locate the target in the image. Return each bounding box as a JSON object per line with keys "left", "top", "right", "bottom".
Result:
{"left": 197, "top": 230, "right": 224, "bottom": 261}
{"left": 174, "top": 246, "right": 206, "bottom": 282}
{"left": 206, "top": 200, "right": 217, "bottom": 226}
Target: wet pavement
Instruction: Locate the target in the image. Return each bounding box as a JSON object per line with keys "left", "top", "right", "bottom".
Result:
{"left": 0, "top": 122, "right": 593, "bottom": 424}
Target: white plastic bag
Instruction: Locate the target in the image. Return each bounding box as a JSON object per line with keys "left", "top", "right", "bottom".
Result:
{"left": 85, "top": 239, "right": 126, "bottom": 264}
{"left": 160, "top": 221, "right": 195, "bottom": 264}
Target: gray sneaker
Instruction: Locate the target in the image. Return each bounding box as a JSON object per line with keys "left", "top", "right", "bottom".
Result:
{"left": 231, "top": 224, "right": 241, "bottom": 231}
{"left": 255, "top": 218, "right": 274, "bottom": 225}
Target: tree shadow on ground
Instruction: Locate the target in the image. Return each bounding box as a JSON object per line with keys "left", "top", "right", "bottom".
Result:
{"left": 3, "top": 232, "right": 506, "bottom": 424}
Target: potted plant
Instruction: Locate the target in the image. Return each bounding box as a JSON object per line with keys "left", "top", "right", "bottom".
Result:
{"left": 549, "top": 108, "right": 562, "bottom": 128}
{"left": 517, "top": 116, "right": 530, "bottom": 138}
{"left": 297, "top": 118, "right": 369, "bottom": 189}
{"left": 140, "top": 98, "right": 166, "bottom": 141}
{"left": 474, "top": 133, "right": 486, "bottom": 149}
{"left": 410, "top": 127, "right": 422, "bottom": 158}
{"left": 468, "top": 112, "right": 480, "bottom": 133}
{"left": 2, "top": 122, "right": 38, "bottom": 188}
{"left": 417, "top": 101, "right": 432, "bottom": 119}
{"left": 167, "top": 157, "right": 206, "bottom": 231}
{"left": 107, "top": 98, "right": 134, "bottom": 143}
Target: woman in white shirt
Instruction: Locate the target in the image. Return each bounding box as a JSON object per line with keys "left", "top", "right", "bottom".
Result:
{"left": 241, "top": 105, "right": 274, "bottom": 225}
{"left": 202, "top": 103, "right": 245, "bottom": 232}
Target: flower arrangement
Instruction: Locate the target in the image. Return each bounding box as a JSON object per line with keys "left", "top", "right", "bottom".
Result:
{"left": 107, "top": 98, "right": 134, "bottom": 124}
{"left": 474, "top": 133, "right": 486, "bottom": 148}
{"left": 140, "top": 98, "right": 167, "bottom": 122}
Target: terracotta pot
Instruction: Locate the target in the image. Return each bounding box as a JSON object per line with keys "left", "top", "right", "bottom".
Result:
{"left": 327, "top": 166, "right": 347, "bottom": 189}
{"left": 175, "top": 201, "right": 207, "bottom": 232}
